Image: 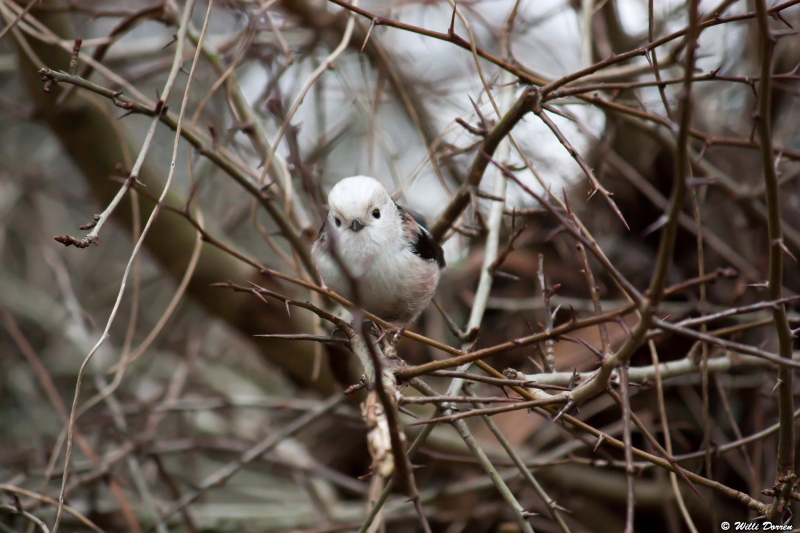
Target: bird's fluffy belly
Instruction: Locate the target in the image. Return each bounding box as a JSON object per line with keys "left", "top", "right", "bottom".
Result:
{"left": 315, "top": 247, "right": 439, "bottom": 324}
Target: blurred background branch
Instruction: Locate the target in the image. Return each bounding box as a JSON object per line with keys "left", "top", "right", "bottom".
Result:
{"left": 3, "top": 0, "right": 800, "bottom": 531}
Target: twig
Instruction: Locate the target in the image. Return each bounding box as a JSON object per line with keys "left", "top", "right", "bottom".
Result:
{"left": 356, "top": 323, "right": 417, "bottom": 498}
{"left": 450, "top": 418, "right": 535, "bottom": 532}
{"left": 400, "top": 395, "right": 523, "bottom": 405}
{"left": 573, "top": 232, "right": 611, "bottom": 356}
{"left": 465, "top": 384, "right": 572, "bottom": 533}
{"left": 488, "top": 221, "right": 526, "bottom": 276}
{"left": 650, "top": 341, "right": 699, "bottom": 532}
{"left": 36, "top": 68, "right": 316, "bottom": 277}
{"left": 1, "top": 308, "right": 142, "bottom": 533}
{"left": 0, "top": 486, "right": 104, "bottom": 533}
{"left": 754, "top": 0, "right": 796, "bottom": 520}
{"left": 618, "top": 365, "right": 635, "bottom": 533}
{"left": 0, "top": 0, "right": 37, "bottom": 41}
{"left": 153, "top": 394, "right": 345, "bottom": 527}
{"left": 51, "top": 2, "right": 207, "bottom": 531}
{"left": 438, "top": 44, "right": 517, "bottom": 408}
{"left": 431, "top": 370, "right": 572, "bottom": 392}
{"left": 509, "top": 350, "right": 800, "bottom": 387}
{"left": 536, "top": 253, "right": 556, "bottom": 372}
{"left": 429, "top": 87, "right": 537, "bottom": 241}
{"left": 254, "top": 333, "right": 350, "bottom": 344}
{"left": 258, "top": 0, "right": 357, "bottom": 194}
{"left": 0, "top": 505, "right": 50, "bottom": 533}
{"left": 475, "top": 365, "right": 771, "bottom": 513}
{"left": 535, "top": 108, "right": 628, "bottom": 228}
{"left": 102, "top": 209, "right": 204, "bottom": 375}
{"left": 655, "top": 320, "right": 800, "bottom": 369}
{"left": 410, "top": 395, "right": 567, "bottom": 425}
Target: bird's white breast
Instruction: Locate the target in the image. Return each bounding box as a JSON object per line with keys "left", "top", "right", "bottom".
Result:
{"left": 313, "top": 234, "right": 440, "bottom": 324}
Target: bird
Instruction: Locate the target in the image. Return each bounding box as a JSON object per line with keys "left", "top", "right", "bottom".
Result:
{"left": 312, "top": 176, "right": 445, "bottom": 326}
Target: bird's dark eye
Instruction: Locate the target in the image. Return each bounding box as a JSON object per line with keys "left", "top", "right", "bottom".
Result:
{"left": 334, "top": 217, "right": 341, "bottom": 227}
{"left": 372, "top": 208, "right": 381, "bottom": 219}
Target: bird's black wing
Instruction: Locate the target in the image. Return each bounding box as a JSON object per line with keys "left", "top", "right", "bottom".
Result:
{"left": 396, "top": 203, "right": 446, "bottom": 269}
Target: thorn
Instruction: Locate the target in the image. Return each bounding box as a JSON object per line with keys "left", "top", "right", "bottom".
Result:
{"left": 774, "top": 10, "right": 795, "bottom": 29}
{"left": 398, "top": 405, "right": 419, "bottom": 419}
{"left": 468, "top": 95, "right": 490, "bottom": 129}
{"left": 777, "top": 239, "right": 798, "bottom": 263}
{"left": 252, "top": 290, "right": 270, "bottom": 307}
{"left": 608, "top": 196, "right": 630, "bottom": 230}
{"left": 562, "top": 189, "right": 575, "bottom": 220}
{"left": 527, "top": 355, "right": 544, "bottom": 373}
{"left": 642, "top": 214, "right": 669, "bottom": 237}
{"left": 594, "top": 434, "right": 605, "bottom": 452}
{"left": 361, "top": 17, "right": 378, "bottom": 52}
{"left": 542, "top": 104, "right": 577, "bottom": 122}
{"left": 448, "top": 1, "right": 457, "bottom": 35}
{"left": 552, "top": 399, "right": 574, "bottom": 423}
{"left": 568, "top": 366, "right": 579, "bottom": 388}
{"left": 161, "top": 33, "right": 178, "bottom": 49}
{"left": 562, "top": 335, "right": 604, "bottom": 361}
{"left": 617, "top": 317, "right": 634, "bottom": 340}
{"left": 494, "top": 270, "right": 520, "bottom": 281}
{"left": 771, "top": 378, "right": 783, "bottom": 396}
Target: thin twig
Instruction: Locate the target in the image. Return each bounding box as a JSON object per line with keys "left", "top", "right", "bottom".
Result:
{"left": 51, "top": 2, "right": 207, "bottom": 531}
{"left": 754, "top": 0, "right": 796, "bottom": 520}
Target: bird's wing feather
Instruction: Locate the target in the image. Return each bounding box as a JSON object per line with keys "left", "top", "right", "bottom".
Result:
{"left": 396, "top": 203, "right": 446, "bottom": 269}
{"left": 399, "top": 205, "right": 431, "bottom": 231}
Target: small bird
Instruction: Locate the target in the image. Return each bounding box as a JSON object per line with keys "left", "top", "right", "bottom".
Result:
{"left": 312, "top": 176, "right": 445, "bottom": 326}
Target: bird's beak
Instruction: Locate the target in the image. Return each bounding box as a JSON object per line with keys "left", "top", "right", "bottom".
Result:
{"left": 349, "top": 219, "right": 366, "bottom": 232}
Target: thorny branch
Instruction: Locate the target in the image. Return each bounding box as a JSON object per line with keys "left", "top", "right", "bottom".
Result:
{"left": 8, "top": 0, "right": 800, "bottom": 531}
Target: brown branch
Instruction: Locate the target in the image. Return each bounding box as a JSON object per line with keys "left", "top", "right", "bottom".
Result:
{"left": 429, "top": 87, "right": 539, "bottom": 241}
{"left": 37, "top": 68, "right": 317, "bottom": 280}
{"left": 474, "top": 364, "right": 771, "bottom": 514}
{"left": 397, "top": 268, "right": 736, "bottom": 380}
{"left": 754, "top": 0, "right": 796, "bottom": 520}
{"left": 535, "top": 106, "right": 629, "bottom": 229}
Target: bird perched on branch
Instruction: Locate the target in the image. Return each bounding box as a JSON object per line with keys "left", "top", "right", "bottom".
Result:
{"left": 312, "top": 176, "right": 445, "bottom": 326}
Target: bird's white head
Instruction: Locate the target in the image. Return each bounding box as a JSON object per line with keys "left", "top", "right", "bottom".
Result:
{"left": 325, "top": 176, "right": 400, "bottom": 244}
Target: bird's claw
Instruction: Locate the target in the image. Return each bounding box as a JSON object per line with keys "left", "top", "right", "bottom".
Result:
{"left": 330, "top": 327, "right": 349, "bottom": 341}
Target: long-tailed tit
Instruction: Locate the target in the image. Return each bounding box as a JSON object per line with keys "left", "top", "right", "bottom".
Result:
{"left": 312, "top": 176, "right": 445, "bottom": 325}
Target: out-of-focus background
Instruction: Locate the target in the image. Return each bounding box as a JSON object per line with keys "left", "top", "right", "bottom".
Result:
{"left": 3, "top": 0, "right": 800, "bottom": 531}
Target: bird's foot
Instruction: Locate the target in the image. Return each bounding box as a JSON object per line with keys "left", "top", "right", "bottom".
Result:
{"left": 330, "top": 327, "right": 351, "bottom": 350}
{"left": 351, "top": 319, "right": 383, "bottom": 340}
{"left": 388, "top": 326, "right": 406, "bottom": 347}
